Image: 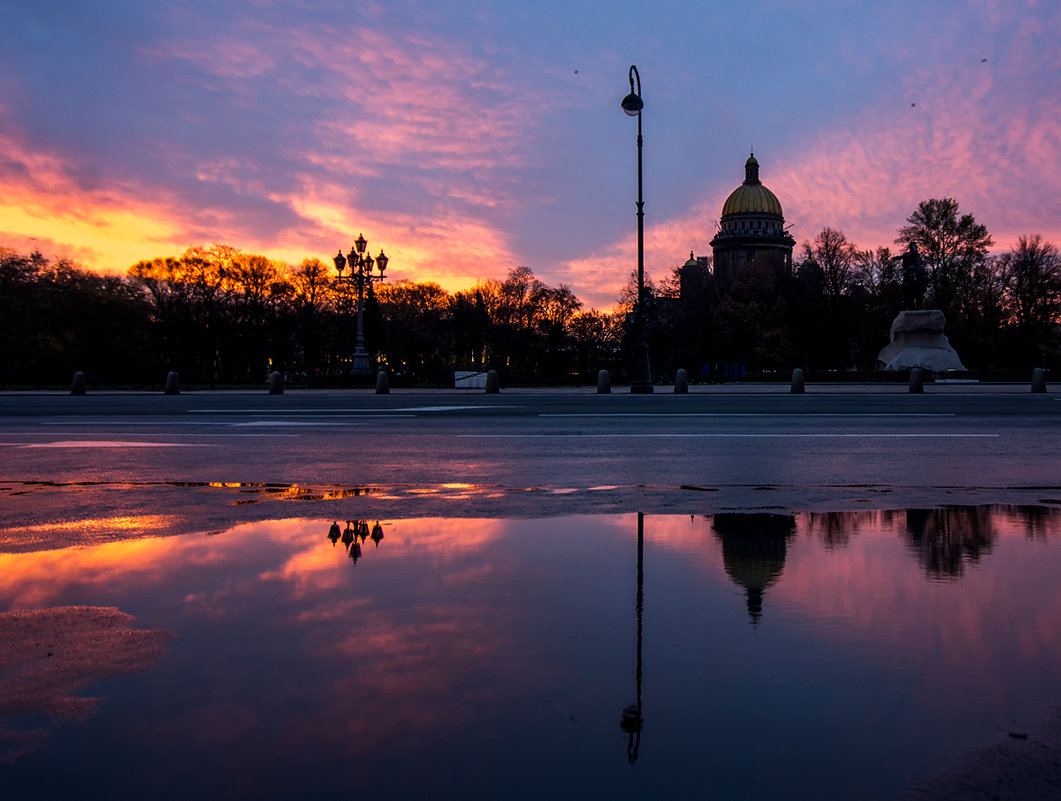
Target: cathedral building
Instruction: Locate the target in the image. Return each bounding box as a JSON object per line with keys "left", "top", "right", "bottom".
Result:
{"left": 708, "top": 153, "right": 795, "bottom": 285}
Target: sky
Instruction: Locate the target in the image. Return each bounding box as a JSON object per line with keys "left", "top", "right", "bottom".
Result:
{"left": 1, "top": 0, "right": 1058, "bottom": 309}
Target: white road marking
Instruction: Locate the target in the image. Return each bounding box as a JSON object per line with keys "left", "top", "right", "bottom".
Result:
{"left": 47, "top": 420, "right": 277, "bottom": 425}
{"left": 188, "top": 407, "right": 495, "bottom": 414}
{"left": 459, "top": 433, "right": 999, "bottom": 438}
{"left": 230, "top": 421, "right": 370, "bottom": 427}
{"left": 8, "top": 430, "right": 300, "bottom": 437}
{"left": 392, "top": 405, "right": 516, "bottom": 412}
{"left": 205, "top": 413, "right": 413, "bottom": 418}
{"left": 539, "top": 413, "right": 956, "bottom": 418}
{"left": 20, "top": 440, "right": 216, "bottom": 448}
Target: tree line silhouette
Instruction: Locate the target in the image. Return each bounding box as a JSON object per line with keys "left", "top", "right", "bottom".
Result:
{"left": 1, "top": 197, "right": 1057, "bottom": 388}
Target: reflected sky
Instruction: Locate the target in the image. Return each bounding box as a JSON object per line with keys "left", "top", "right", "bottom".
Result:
{"left": 2, "top": 507, "right": 1060, "bottom": 800}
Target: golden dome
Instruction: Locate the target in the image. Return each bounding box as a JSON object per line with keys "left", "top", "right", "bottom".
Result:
{"left": 721, "top": 154, "right": 784, "bottom": 217}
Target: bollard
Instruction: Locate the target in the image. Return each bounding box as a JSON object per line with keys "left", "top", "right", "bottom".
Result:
{"left": 71, "top": 371, "right": 87, "bottom": 395}
{"left": 164, "top": 371, "right": 180, "bottom": 395}
{"left": 485, "top": 369, "right": 500, "bottom": 394}
{"left": 1032, "top": 368, "right": 1046, "bottom": 393}
{"left": 268, "top": 371, "right": 284, "bottom": 395}
{"left": 375, "top": 370, "right": 390, "bottom": 395}
{"left": 790, "top": 368, "right": 805, "bottom": 394}
{"left": 674, "top": 368, "right": 689, "bottom": 394}
{"left": 909, "top": 367, "right": 924, "bottom": 394}
{"left": 597, "top": 369, "right": 611, "bottom": 394}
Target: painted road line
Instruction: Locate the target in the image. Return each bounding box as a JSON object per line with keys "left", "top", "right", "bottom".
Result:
{"left": 5, "top": 432, "right": 301, "bottom": 437}
{"left": 539, "top": 413, "right": 957, "bottom": 418}
{"left": 230, "top": 421, "right": 372, "bottom": 427}
{"left": 19, "top": 441, "right": 217, "bottom": 448}
{"left": 45, "top": 421, "right": 306, "bottom": 426}
{"left": 194, "top": 413, "right": 414, "bottom": 418}
{"left": 187, "top": 407, "right": 498, "bottom": 414}
{"left": 459, "top": 433, "right": 999, "bottom": 438}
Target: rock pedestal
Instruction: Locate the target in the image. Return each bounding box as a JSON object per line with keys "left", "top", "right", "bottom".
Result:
{"left": 876, "top": 310, "right": 966, "bottom": 373}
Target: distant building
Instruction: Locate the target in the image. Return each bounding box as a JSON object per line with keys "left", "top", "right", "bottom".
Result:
{"left": 677, "top": 251, "right": 712, "bottom": 299}
{"left": 708, "top": 153, "right": 795, "bottom": 286}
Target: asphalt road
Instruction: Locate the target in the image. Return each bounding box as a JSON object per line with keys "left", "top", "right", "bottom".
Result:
{"left": 2, "top": 386, "right": 1059, "bottom": 538}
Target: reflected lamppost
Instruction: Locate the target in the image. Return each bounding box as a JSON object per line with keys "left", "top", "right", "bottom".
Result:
{"left": 619, "top": 511, "right": 645, "bottom": 762}
{"left": 621, "top": 65, "right": 653, "bottom": 394}
{"left": 334, "top": 233, "right": 389, "bottom": 376}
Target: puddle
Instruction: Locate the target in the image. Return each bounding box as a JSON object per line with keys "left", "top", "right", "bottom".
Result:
{"left": 1, "top": 507, "right": 1060, "bottom": 799}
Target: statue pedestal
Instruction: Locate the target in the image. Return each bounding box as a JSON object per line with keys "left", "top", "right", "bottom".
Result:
{"left": 876, "top": 310, "right": 967, "bottom": 373}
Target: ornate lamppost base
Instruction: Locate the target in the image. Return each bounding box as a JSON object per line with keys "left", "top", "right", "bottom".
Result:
{"left": 350, "top": 350, "right": 372, "bottom": 377}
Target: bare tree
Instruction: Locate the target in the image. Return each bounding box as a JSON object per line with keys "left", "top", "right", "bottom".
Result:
{"left": 896, "top": 198, "right": 993, "bottom": 317}
{"left": 803, "top": 227, "right": 857, "bottom": 301}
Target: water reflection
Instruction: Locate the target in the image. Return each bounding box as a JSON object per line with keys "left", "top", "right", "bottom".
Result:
{"left": 0, "top": 607, "right": 169, "bottom": 763}
{"left": 327, "top": 520, "right": 386, "bottom": 565}
{"left": 905, "top": 507, "right": 996, "bottom": 579}
{"left": 619, "top": 512, "right": 645, "bottom": 763}
{"left": 1, "top": 506, "right": 1060, "bottom": 800}
{"left": 712, "top": 513, "right": 796, "bottom": 624}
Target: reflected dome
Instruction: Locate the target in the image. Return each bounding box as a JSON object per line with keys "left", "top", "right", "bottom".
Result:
{"left": 713, "top": 513, "right": 796, "bottom": 624}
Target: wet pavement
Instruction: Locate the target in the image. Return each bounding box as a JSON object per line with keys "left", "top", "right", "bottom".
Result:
{"left": 1, "top": 387, "right": 1058, "bottom": 537}
{"left": 2, "top": 387, "right": 1060, "bottom": 799}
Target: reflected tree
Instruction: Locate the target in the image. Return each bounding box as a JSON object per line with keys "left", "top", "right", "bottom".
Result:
{"left": 904, "top": 507, "right": 997, "bottom": 579}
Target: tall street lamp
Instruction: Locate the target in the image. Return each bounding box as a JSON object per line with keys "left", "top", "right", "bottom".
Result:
{"left": 334, "top": 233, "right": 389, "bottom": 377}
{"left": 622, "top": 65, "right": 653, "bottom": 393}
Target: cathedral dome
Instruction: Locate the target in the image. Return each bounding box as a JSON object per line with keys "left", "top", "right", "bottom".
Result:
{"left": 721, "top": 154, "right": 784, "bottom": 217}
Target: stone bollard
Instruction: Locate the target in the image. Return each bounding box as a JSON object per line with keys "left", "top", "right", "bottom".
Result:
{"left": 375, "top": 370, "right": 390, "bottom": 395}
{"left": 597, "top": 369, "right": 611, "bottom": 394}
{"left": 790, "top": 368, "right": 805, "bottom": 394}
{"left": 164, "top": 371, "right": 180, "bottom": 395}
{"left": 71, "top": 371, "right": 87, "bottom": 395}
{"left": 909, "top": 367, "right": 924, "bottom": 394}
{"left": 485, "top": 369, "right": 500, "bottom": 394}
{"left": 1032, "top": 368, "right": 1046, "bottom": 393}
{"left": 268, "top": 371, "right": 284, "bottom": 395}
{"left": 674, "top": 368, "right": 689, "bottom": 394}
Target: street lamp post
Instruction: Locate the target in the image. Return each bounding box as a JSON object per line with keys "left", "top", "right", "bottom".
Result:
{"left": 622, "top": 65, "right": 653, "bottom": 393}
{"left": 333, "top": 233, "right": 389, "bottom": 377}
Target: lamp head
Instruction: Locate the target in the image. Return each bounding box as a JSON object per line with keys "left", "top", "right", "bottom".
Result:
{"left": 354, "top": 233, "right": 368, "bottom": 255}
{"left": 375, "top": 249, "right": 388, "bottom": 276}
{"left": 333, "top": 250, "right": 346, "bottom": 274}
{"left": 621, "top": 92, "right": 643, "bottom": 116}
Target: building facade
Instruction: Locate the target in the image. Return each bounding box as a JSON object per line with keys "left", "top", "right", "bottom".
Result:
{"left": 709, "top": 153, "right": 795, "bottom": 286}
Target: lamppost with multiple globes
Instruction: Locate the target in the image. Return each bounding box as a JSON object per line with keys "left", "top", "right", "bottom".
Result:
{"left": 621, "top": 64, "right": 653, "bottom": 393}
{"left": 333, "top": 233, "right": 388, "bottom": 377}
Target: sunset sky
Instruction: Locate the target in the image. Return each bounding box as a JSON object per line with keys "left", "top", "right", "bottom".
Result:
{"left": 1, "top": 0, "right": 1058, "bottom": 309}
